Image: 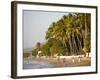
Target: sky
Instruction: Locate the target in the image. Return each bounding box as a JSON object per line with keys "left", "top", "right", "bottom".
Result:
{"left": 23, "top": 10, "right": 68, "bottom": 49}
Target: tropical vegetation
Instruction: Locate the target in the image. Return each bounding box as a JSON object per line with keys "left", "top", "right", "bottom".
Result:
{"left": 32, "top": 13, "right": 91, "bottom": 57}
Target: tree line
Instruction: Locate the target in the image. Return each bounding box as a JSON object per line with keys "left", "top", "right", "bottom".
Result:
{"left": 32, "top": 13, "right": 91, "bottom": 57}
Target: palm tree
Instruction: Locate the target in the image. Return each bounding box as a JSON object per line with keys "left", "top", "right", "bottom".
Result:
{"left": 46, "top": 13, "right": 91, "bottom": 57}
{"left": 76, "top": 13, "right": 91, "bottom": 57}
{"left": 36, "top": 42, "right": 41, "bottom": 58}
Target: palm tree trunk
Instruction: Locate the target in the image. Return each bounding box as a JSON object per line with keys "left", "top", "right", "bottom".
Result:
{"left": 84, "top": 14, "right": 88, "bottom": 57}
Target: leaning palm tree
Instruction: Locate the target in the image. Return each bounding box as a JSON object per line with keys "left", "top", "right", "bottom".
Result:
{"left": 46, "top": 13, "right": 91, "bottom": 57}
{"left": 76, "top": 13, "right": 91, "bottom": 57}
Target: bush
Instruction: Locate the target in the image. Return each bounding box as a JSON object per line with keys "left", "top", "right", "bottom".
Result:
{"left": 32, "top": 49, "right": 37, "bottom": 56}
{"left": 23, "top": 53, "right": 30, "bottom": 58}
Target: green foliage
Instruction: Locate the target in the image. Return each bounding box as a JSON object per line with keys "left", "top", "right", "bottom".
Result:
{"left": 36, "top": 42, "right": 41, "bottom": 51}
{"left": 32, "top": 49, "right": 37, "bottom": 56}
{"left": 40, "top": 38, "right": 67, "bottom": 56}
{"left": 32, "top": 13, "right": 91, "bottom": 56}
{"left": 23, "top": 53, "right": 30, "bottom": 58}
{"left": 51, "top": 39, "right": 66, "bottom": 55}
{"left": 45, "top": 13, "right": 91, "bottom": 56}
{"left": 42, "top": 43, "right": 51, "bottom": 56}
{"left": 84, "top": 33, "right": 91, "bottom": 52}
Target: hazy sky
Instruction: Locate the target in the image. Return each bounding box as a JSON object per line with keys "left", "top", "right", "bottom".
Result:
{"left": 23, "top": 10, "right": 68, "bottom": 49}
